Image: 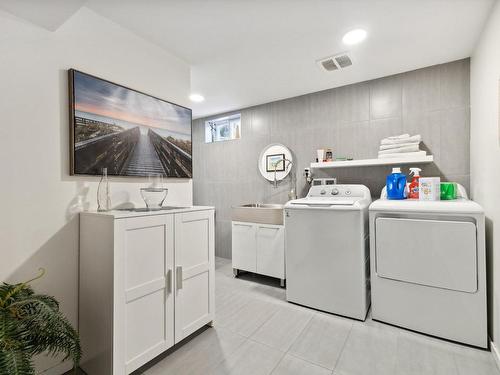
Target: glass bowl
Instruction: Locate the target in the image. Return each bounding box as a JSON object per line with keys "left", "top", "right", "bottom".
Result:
{"left": 140, "top": 188, "right": 168, "bottom": 210}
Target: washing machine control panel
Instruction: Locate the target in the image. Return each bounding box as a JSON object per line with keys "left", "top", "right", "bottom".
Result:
{"left": 307, "top": 184, "right": 367, "bottom": 199}
{"left": 310, "top": 187, "right": 350, "bottom": 197}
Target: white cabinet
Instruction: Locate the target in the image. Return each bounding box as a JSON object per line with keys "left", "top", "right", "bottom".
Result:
{"left": 256, "top": 225, "right": 285, "bottom": 279}
{"left": 174, "top": 211, "right": 215, "bottom": 342}
{"left": 79, "top": 208, "right": 214, "bottom": 375}
{"left": 232, "top": 222, "right": 257, "bottom": 272}
{"left": 115, "top": 215, "right": 175, "bottom": 373}
{"left": 231, "top": 221, "right": 285, "bottom": 282}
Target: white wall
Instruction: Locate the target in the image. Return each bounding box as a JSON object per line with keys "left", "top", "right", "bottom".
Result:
{"left": 0, "top": 7, "right": 192, "bottom": 373}
{"left": 470, "top": 0, "right": 500, "bottom": 349}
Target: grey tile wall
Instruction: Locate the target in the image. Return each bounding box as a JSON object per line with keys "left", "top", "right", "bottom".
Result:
{"left": 193, "top": 59, "right": 471, "bottom": 259}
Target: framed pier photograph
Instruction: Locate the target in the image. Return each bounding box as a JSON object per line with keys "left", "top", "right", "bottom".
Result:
{"left": 266, "top": 153, "right": 285, "bottom": 172}
{"left": 68, "top": 69, "right": 192, "bottom": 178}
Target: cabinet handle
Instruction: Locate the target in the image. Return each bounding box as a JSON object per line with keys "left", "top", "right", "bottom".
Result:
{"left": 176, "top": 266, "right": 183, "bottom": 290}
{"left": 166, "top": 268, "right": 173, "bottom": 293}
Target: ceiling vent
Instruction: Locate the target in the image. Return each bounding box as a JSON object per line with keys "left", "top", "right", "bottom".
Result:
{"left": 319, "top": 58, "right": 338, "bottom": 71}
{"left": 334, "top": 54, "right": 353, "bottom": 68}
{"left": 317, "top": 53, "right": 353, "bottom": 72}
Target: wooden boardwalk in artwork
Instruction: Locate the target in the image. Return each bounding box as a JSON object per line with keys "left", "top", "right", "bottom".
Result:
{"left": 122, "top": 132, "right": 166, "bottom": 176}
{"left": 74, "top": 126, "right": 192, "bottom": 178}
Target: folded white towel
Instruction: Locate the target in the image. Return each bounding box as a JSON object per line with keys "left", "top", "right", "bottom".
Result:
{"left": 379, "top": 142, "right": 420, "bottom": 151}
{"left": 378, "top": 144, "right": 420, "bottom": 155}
{"left": 381, "top": 134, "right": 421, "bottom": 145}
{"left": 386, "top": 134, "right": 410, "bottom": 140}
{"left": 378, "top": 151, "right": 426, "bottom": 159}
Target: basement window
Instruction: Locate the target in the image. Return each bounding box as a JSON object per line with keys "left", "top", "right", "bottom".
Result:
{"left": 205, "top": 114, "right": 241, "bottom": 143}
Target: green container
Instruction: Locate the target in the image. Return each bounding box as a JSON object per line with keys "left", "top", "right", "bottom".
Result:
{"left": 440, "top": 182, "right": 457, "bottom": 200}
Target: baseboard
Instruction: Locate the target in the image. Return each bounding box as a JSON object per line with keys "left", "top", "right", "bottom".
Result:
{"left": 490, "top": 339, "right": 500, "bottom": 372}
{"left": 39, "top": 360, "right": 73, "bottom": 375}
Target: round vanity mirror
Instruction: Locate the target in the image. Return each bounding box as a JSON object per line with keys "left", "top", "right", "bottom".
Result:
{"left": 258, "top": 143, "right": 294, "bottom": 182}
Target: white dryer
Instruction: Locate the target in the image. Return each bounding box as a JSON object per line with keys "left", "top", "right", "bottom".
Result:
{"left": 369, "top": 185, "right": 487, "bottom": 348}
{"left": 284, "top": 184, "right": 371, "bottom": 320}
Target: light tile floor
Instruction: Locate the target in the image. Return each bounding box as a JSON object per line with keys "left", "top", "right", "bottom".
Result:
{"left": 140, "top": 257, "right": 499, "bottom": 375}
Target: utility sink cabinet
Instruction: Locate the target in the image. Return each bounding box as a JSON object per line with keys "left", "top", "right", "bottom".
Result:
{"left": 79, "top": 207, "right": 215, "bottom": 375}
{"left": 231, "top": 221, "right": 285, "bottom": 283}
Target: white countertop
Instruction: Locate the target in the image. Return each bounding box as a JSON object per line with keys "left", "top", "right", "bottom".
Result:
{"left": 80, "top": 205, "right": 214, "bottom": 219}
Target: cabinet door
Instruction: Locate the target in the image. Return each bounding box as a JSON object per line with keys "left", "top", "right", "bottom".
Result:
{"left": 256, "top": 225, "right": 285, "bottom": 279}
{"left": 232, "top": 222, "right": 257, "bottom": 272}
{"left": 174, "top": 210, "right": 215, "bottom": 343}
{"left": 114, "top": 215, "right": 174, "bottom": 374}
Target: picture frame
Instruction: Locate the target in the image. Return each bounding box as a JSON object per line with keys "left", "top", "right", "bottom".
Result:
{"left": 266, "top": 153, "right": 285, "bottom": 172}
{"left": 68, "top": 69, "right": 193, "bottom": 178}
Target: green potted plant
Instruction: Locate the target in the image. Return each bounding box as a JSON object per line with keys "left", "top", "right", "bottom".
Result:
{"left": 0, "top": 269, "right": 81, "bottom": 374}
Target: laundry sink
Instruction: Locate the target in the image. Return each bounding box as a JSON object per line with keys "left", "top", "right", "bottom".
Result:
{"left": 232, "top": 203, "right": 284, "bottom": 225}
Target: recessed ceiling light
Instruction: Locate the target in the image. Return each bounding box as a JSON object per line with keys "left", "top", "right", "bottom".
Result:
{"left": 342, "top": 28, "right": 367, "bottom": 45}
{"left": 189, "top": 94, "right": 205, "bottom": 102}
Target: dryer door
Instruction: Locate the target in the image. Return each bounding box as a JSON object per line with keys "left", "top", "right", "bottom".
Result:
{"left": 375, "top": 217, "right": 477, "bottom": 293}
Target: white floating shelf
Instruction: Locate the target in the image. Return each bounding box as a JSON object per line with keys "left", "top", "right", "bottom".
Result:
{"left": 310, "top": 155, "right": 434, "bottom": 169}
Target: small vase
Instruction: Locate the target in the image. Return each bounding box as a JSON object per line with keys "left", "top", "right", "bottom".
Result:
{"left": 141, "top": 174, "right": 168, "bottom": 210}
{"left": 97, "top": 168, "right": 111, "bottom": 211}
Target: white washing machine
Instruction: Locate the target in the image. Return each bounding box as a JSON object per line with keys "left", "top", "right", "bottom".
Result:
{"left": 284, "top": 184, "right": 371, "bottom": 320}
{"left": 369, "top": 185, "right": 487, "bottom": 348}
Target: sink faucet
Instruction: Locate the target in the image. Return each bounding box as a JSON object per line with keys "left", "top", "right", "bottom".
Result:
{"left": 273, "top": 158, "right": 292, "bottom": 188}
{"left": 273, "top": 158, "right": 297, "bottom": 199}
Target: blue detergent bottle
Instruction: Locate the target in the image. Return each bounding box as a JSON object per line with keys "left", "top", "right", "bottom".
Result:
{"left": 386, "top": 167, "right": 407, "bottom": 200}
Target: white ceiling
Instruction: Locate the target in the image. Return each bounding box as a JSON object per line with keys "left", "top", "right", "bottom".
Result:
{"left": 0, "top": 0, "right": 86, "bottom": 31}
{"left": 2, "top": 0, "right": 495, "bottom": 118}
